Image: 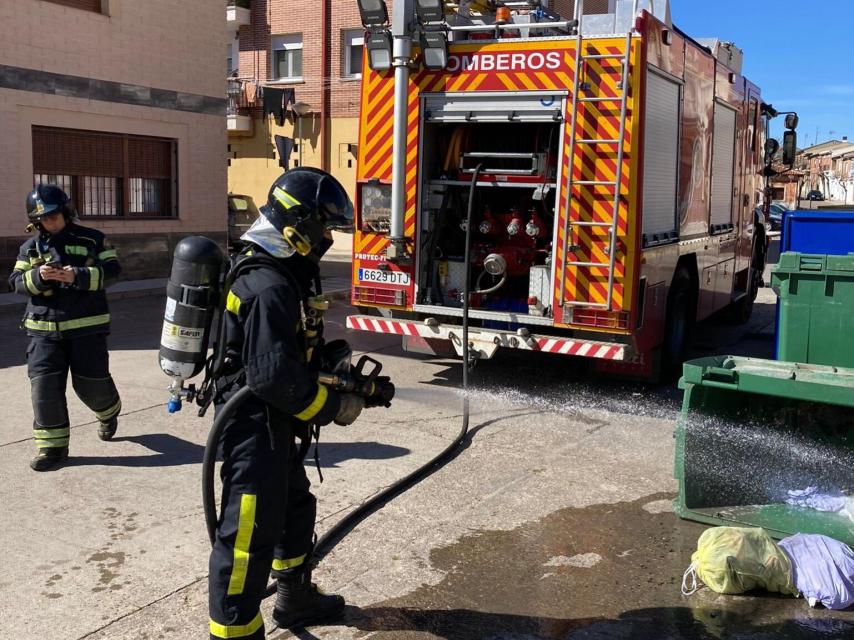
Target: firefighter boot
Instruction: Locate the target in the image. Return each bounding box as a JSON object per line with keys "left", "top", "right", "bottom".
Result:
{"left": 30, "top": 446, "right": 69, "bottom": 471}
{"left": 271, "top": 566, "right": 345, "bottom": 629}
{"left": 98, "top": 416, "right": 118, "bottom": 441}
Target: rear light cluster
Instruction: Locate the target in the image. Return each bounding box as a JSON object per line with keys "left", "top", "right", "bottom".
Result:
{"left": 568, "top": 307, "right": 630, "bottom": 330}
{"left": 360, "top": 182, "right": 391, "bottom": 234}
{"left": 353, "top": 286, "right": 407, "bottom": 307}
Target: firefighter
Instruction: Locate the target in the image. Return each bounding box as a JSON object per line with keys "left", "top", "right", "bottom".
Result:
{"left": 9, "top": 185, "right": 122, "bottom": 471}
{"left": 209, "top": 168, "right": 361, "bottom": 639}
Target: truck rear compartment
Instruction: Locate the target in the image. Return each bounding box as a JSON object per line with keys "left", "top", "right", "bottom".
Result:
{"left": 413, "top": 115, "right": 564, "bottom": 326}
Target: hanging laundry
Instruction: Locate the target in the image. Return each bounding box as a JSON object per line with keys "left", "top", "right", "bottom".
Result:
{"left": 262, "top": 87, "right": 296, "bottom": 126}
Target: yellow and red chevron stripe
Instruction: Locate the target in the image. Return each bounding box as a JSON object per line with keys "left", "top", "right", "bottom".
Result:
{"left": 354, "top": 38, "right": 640, "bottom": 320}
{"left": 554, "top": 39, "right": 641, "bottom": 324}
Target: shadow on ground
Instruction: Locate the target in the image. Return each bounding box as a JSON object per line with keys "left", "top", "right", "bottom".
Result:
{"left": 303, "top": 442, "right": 410, "bottom": 468}
{"left": 59, "top": 433, "right": 205, "bottom": 468}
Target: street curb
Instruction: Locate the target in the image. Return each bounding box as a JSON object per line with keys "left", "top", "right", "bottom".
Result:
{"left": 0, "top": 286, "right": 351, "bottom": 316}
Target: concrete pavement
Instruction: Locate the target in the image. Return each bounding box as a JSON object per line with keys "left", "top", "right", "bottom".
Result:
{"left": 1, "top": 274, "right": 852, "bottom": 638}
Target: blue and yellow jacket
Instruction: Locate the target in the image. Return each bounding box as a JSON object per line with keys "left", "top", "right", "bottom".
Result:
{"left": 8, "top": 222, "right": 121, "bottom": 339}
{"left": 218, "top": 251, "right": 341, "bottom": 428}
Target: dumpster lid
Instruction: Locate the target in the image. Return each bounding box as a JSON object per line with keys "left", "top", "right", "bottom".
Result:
{"left": 681, "top": 356, "right": 854, "bottom": 409}
{"left": 772, "top": 252, "right": 854, "bottom": 274}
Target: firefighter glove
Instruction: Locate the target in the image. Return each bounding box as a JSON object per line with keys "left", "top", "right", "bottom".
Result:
{"left": 334, "top": 393, "right": 365, "bottom": 426}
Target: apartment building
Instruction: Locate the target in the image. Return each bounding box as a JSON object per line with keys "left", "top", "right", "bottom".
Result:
{"left": 0, "top": 0, "right": 227, "bottom": 282}
{"left": 226, "top": 0, "right": 364, "bottom": 204}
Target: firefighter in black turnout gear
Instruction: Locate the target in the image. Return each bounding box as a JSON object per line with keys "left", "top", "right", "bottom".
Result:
{"left": 9, "top": 185, "right": 122, "bottom": 471}
{"left": 209, "top": 169, "right": 361, "bottom": 639}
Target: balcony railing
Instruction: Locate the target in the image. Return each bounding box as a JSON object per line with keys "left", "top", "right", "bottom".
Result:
{"left": 227, "top": 77, "right": 260, "bottom": 132}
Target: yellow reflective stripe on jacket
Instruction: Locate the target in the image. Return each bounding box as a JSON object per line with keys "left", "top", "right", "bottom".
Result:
{"left": 209, "top": 612, "right": 263, "bottom": 638}
{"left": 14, "top": 260, "right": 31, "bottom": 272}
{"left": 88, "top": 266, "right": 102, "bottom": 291}
{"left": 272, "top": 186, "right": 301, "bottom": 209}
{"left": 98, "top": 249, "right": 118, "bottom": 260}
{"left": 293, "top": 384, "right": 329, "bottom": 421}
{"left": 227, "top": 493, "right": 257, "bottom": 595}
{"left": 23, "top": 270, "right": 40, "bottom": 295}
{"left": 24, "top": 313, "right": 110, "bottom": 333}
{"left": 272, "top": 553, "right": 307, "bottom": 571}
{"left": 226, "top": 291, "right": 241, "bottom": 315}
{"left": 65, "top": 245, "right": 88, "bottom": 256}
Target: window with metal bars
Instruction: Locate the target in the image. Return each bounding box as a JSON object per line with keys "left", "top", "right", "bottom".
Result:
{"left": 32, "top": 126, "right": 177, "bottom": 218}
{"left": 42, "top": 0, "right": 102, "bottom": 12}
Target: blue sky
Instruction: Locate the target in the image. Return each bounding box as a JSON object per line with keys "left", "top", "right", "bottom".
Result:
{"left": 670, "top": 0, "right": 854, "bottom": 147}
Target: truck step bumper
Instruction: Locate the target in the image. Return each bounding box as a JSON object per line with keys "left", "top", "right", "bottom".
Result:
{"left": 346, "top": 315, "right": 631, "bottom": 361}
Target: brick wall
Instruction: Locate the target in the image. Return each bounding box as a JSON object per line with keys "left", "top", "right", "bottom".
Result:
{"left": 239, "top": 0, "right": 363, "bottom": 118}
{"left": 2, "top": 0, "right": 224, "bottom": 97}
{"left": 0, "top": 0, "right": 227, "bottom": 282}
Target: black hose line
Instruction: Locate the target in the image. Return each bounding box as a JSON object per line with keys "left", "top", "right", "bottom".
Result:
{"left": 203, "top": 165, "right": 485, "bottom": 601}
{"left": 203, "top": 385, "right": 254, "bottom": 546}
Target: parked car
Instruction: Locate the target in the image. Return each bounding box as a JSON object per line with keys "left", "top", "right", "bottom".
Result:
{"left": 227, "top": 193, "right": 260, "bottom": 250}
{"left": 767, "top": 203, "right": 790, "bottom": 231}
{"left": 807, "top": 190, "right": 824, "bottom": 201}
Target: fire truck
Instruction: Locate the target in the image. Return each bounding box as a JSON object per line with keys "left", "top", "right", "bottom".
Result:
{"left": 346, "top": 0, "right": 797, "bottom": 379}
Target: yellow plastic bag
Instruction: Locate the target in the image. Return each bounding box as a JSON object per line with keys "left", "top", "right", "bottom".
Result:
{"left": 681, "top": 527, "right": 797, "bottom": 596}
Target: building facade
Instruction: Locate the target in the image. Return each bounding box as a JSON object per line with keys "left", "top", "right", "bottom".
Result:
{"left": 227, "top": 0, "right": 363, "bottom": 205}
{"left": 797, "top": 139, "right": 852, "bottom": 203}
{"left": 0, "top": 0, "right": 227, "bottom": 282}
{"left": 225, "top": 0, "right": 614, "bottom": 207}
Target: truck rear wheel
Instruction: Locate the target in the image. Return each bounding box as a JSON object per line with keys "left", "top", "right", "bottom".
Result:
{"left": 662, "top": 268, "right": 695, "bottom": 380}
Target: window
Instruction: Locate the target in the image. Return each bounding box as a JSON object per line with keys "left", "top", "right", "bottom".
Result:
{"left": 748, "top": 98, "right": 759, "bottom": 155}
{"left": 32, "top": 126, "right": 177, "bottom": 218}
{"left": 271, "top": 34, "right": 303, "bottom": 81}
{"left": 343, "top": 30, "right": 364, "bottom": 78}
{"left": 228, "top": 37, "right": 240, "bottom": 76}
{"left": 43, "top": 0, "right": 101, "bottom": 12}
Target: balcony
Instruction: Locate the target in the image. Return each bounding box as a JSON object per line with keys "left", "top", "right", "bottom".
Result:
{"left": 227, "top": 0, "right": 251, "bottom": 29}
{"left": 227, "top": 77, "right": 258, "bottom": 134}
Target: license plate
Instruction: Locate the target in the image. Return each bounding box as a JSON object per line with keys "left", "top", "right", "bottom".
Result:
{"left": 358, "top": 268, "right": 411, "bottom": 286}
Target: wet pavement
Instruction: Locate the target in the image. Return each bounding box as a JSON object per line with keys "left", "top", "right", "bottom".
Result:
{"left": 2, "top": 252, "right": 853, "bottom": 639}
{"left": 332, "top": 496, "right": 851, "bottom": 639}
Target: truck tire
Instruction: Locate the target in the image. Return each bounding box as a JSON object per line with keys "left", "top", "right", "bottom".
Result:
{"left": 662, "top": 268, "right": 695, "bottom": 380}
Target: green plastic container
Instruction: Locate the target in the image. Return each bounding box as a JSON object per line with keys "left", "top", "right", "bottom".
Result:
{"left": 674, "top": 356, "right": 854, "bottom": 545}
{"left": 772, "top": 252, "right": 854, "bottom": 368}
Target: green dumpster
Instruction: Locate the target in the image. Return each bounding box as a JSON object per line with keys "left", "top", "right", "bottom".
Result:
{"left": 674, "top": 356, "right": 854, "bottom": 546}
{"left": 772, "top": 252, "right": 854, "bottom": 368}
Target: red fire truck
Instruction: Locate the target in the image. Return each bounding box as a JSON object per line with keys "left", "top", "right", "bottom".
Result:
{"left": 346, "top": 0, "right": 797, "bottom": 378}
